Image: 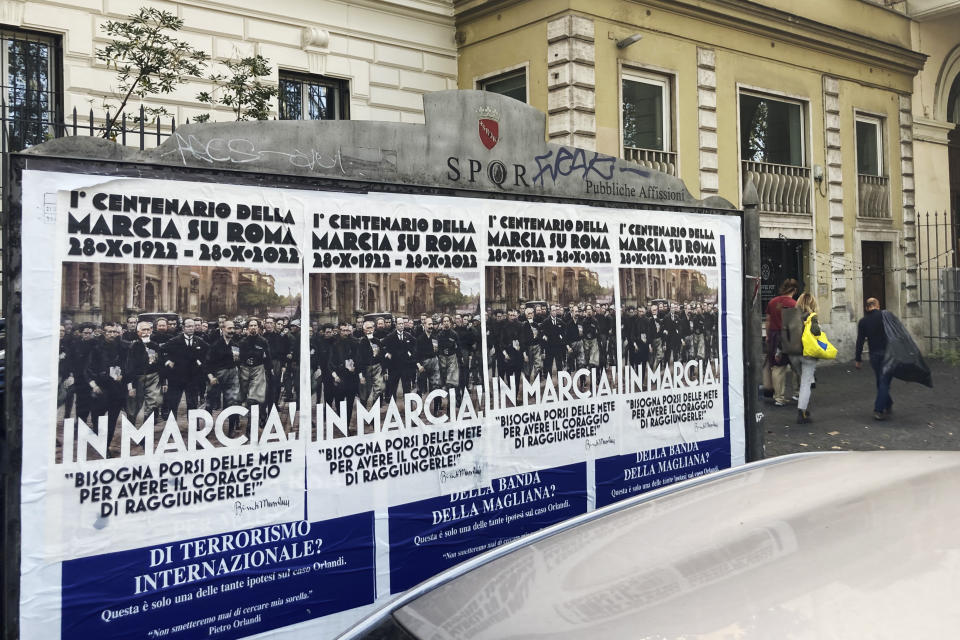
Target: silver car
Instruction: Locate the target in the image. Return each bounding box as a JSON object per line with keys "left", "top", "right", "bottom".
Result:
{"left": 341, "top": 451, "right": 960, "bottom": 639}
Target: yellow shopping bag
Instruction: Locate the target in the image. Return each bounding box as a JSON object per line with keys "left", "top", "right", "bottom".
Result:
{"left": 801, "top": 313, "right": 837, "bottom": 360}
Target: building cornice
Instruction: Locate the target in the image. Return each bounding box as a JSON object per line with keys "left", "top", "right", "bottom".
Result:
{"left": 190, "top": 0, "right": 455, "bottom": 28}
{"left": 913, "top": 116, "right": 955, "bottom": 144}
{"left": 455, "top": 0, "right": 926, "bottom": 78}
{"left": 666, "top": 0, "right": 925, "bottom": 76}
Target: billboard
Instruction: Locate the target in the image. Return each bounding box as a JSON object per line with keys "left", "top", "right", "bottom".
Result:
{"left": 19, "top": 171, "right": 743, "bottom": 639}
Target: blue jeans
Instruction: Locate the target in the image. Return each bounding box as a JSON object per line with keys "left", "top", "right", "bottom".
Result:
{"left": 869, "top": 351, "right": 893, "bottom": 413}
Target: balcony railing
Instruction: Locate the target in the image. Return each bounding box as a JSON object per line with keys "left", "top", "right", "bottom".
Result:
{"left": 624, "top": 147, "right": 677, "bottom": 176}
{"left": 858, "top": 174, "right": 890, "bottom": 219}
{"left": 742, "top": 160, "right": 811, "bottom": 214}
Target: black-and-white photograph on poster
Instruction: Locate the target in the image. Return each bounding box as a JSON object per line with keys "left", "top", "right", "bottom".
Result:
{"left": 619, "top": 267, "right": 720, "bottom": 385}
{"left": 308, "top": 271, "right": 483, "bottom": 436}
{"left": 56, "top": 262, "right": 302, "bottom": 460}
{"left": 484, "top": 265, "right": 616, "bottom": 406}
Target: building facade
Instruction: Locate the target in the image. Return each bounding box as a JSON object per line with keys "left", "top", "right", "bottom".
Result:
{"left": 308, "top": 271, "right": 467, "bottom": 323}
{"left": 455, "top": 0, "right": 926, "bottom": 351}
{"left": 60, "top": 263, "right": 284, "bottom": 324}
{"left": 484, "top": 265, "right": 611, "bottom": 308}
{"left": 901, "top": 0, "right": 960, "bottom": 346}
{"left": 0, "top": 0, "right": 457, "bottom": 140}
{"left": 619, "top": 268, "right": 710, "bottom": 309}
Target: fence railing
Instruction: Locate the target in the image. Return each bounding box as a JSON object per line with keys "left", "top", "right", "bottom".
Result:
{"left": 624, "top": 147, "right": 677, "bottom": 176}
{"left": 1, "top": 103, "right": 179, "bottom": 153}
{"left": 857, "top": 174, "right": 890, "bottom": 219}
{"left": 917, "top": 210, "right": 960, "bottom": 353}
{"left": 0, "top": 105, "right": 180, "bottom": 317}
{"left": 742, "top": 160, "right": 811, "bottom": 214}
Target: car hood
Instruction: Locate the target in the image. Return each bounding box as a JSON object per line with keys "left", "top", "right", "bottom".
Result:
{"left": 384, "top": 451, "right": 960, "bottom": 639}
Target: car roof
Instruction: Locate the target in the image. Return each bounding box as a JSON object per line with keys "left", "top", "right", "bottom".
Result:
{"left": 341, "top": 451, "right": 960, "bottom": 639}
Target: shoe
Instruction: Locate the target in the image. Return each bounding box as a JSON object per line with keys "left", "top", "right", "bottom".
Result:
{"left": 797, "top": 410, "right": 811, "bottom": 424}
{"left": 873, "top": 412, "right": 886, "bottom": 421}
{"left": 791, "top": 394, "right": 799, "bottom": 402}
{"left": 774, "top": 400, "right": 785, "bottom": 407}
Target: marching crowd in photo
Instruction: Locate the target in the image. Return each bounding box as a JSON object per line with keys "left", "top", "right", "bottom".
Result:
{"left": 58, "top": 314, "right": 301, "bottom": 454}
{"left": 58, "top": 299, "right": 720, "bottom": 452}
{"left": 309, "top": 313, "right": 484, "bottom": 422}
{"left": 621, "top": 301, "right": 720, "bottom": 370}
{"left": 486, "top": 302, "right": 619, "bottom": 389}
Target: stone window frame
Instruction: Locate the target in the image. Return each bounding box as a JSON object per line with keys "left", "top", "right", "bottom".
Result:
{"left": 854, "top": 112, "right": 885, "bottom": 177}
{"left": 474, "top": 63, "right": 529, "bottom": 104}
{"left": 278, "top": 70, "right": 350, "bottom": 121}
{"left": 737, "top": 88, "right": 809, "bottom": 167}
{"left": 619, "top": 65, "right": 674, "bottom": 155}
{"left": 0, "top": 26, "right": 62, "bottom": 151}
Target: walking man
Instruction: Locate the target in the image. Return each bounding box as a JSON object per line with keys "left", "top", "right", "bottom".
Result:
{"left": 854, "top": 297, "right": 892, "bottom": 420}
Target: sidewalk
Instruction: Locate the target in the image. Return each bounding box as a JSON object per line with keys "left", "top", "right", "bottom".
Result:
{"left": 761, "top": 357, "right": 960, "bottom": 458}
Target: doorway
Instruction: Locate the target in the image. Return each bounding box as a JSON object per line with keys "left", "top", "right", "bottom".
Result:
{"left": 759, "top": 239, "right": 804, "bottom": 310}
{"left": 861, "top": 241, "right": 886, "bottom": 309}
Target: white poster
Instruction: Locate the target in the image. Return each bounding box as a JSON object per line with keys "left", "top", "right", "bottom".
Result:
{"left": 19, "top": 171, "right": 743, "bottom": 640}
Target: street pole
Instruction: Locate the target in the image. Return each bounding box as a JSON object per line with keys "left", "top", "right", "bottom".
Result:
{"left": 742, "top": 181, "right": 764, "bottom": 461}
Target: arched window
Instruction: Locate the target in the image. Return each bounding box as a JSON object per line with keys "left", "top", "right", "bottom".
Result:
{"left": 948, "top": 73, "right": 960, "bottom": 125}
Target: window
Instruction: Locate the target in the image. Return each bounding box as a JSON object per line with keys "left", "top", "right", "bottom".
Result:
{"left": 739, "top": 92, "right": 805, "bottom": 166}
{"left": 278, "top": 72, "right": 349, "bottom": 120}
{"left": 855, "top": 115, "right": 883, "bottom": 176}
{"left": 1, "top": 28, "right": 60, "bottom": 151}
{"left": 622, "top": 71, "right": 670, "bottom": 152}
{"left": 478, "top": 69, "right": 526, "bottom": 103}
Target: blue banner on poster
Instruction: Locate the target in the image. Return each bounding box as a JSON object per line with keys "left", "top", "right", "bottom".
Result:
{"left": 61, "top": 513, "right": 375, "bottom": 640}
{"left": 388, "top": 462, "right": 587, "bottom": 593}
{"left": 595, "top": 438, "right": 730, "bottom": 509}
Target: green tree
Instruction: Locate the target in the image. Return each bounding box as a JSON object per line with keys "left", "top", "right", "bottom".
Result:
{"left": 97, "top": 8, "right": 208, "bottom": 138}
{"left": 238, "top": 287, "right": 281, "bottom": 316}
{"left": 690, "top": 279, "right": 713, "bottom": 302}
{"left": 196, "top": 55, "right": 278, "bottom": 121}
{"left": 434, "top": 288, "right": 469, "bottom": 312}
{"left": 577, "top": 276, "right": 610, "bottom": 301}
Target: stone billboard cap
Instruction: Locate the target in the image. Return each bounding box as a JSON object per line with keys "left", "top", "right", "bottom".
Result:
{"left": 24, "top": 90, "right": 733, "bottom": 210}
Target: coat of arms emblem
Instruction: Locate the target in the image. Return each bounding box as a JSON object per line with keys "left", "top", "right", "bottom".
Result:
{"left": 477, "top": 105, "right": 500, "bottom": 150}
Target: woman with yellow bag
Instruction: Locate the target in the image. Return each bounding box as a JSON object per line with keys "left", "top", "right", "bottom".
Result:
{"left": 795, "top": 292, "right": 837, "bottom": 423}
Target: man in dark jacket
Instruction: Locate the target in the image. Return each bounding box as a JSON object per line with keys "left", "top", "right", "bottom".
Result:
{"left": 86, "top": 322, "right": 128, "bottom": 452}
{"left": 160, "top": 318, "right": 208, "bottom": 419}
{"left": 436, "top": 315, "right": 461, "bottom": 404}
{"left": 71, "top": 323, "right": 98, "bottom": 424}
{"left": 415, "top": 317, "right": 442, "bottom": 410}
{"left": 329, "top": 322, "right": 361, "bottom": 424}
{"left": 238, "top": 319, "right": 272, "bottom": 411}
{"left": 383, "top": 316, "right": 416, "bottom": 401}
{"left": 855, "top": 297, "right": 892, "bottom": 420}
{"left": 262, "top": 317, "right": 288, "bottom": 407}
{"left": 124, "top": 321, "right": 163, "bottom": 425}
{"left": 564, "top": 306, "right": 584, "bottom": 372}
{"left": 581, "top": 304, "right": 600, "bottom": 371}
{"left": 204, "top": 319, "right": 240, "bottom": 435}
{"left": 541, "top": 304, "right": 567, "bottom": 376}
{"left": 357, "top": 320, "right": 384, "bottom": 409}
{"left": 58, "top": 324, "right": 76, "bottom": 419}
{"left": 520, "top": 307, "right": 544, "bottom": 383}
{"left": 282, "top": 321, "right": 301, "bottom": 404}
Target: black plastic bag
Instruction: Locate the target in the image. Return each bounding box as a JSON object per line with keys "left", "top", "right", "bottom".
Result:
{"left": 881, "top": 311, "right": 933, "bottom": 387}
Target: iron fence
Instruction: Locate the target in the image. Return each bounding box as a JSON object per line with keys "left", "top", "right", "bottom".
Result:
{"left": 917, "top": 210, "right": 960, "bottom": 353}
{"left": 0, "top": 105, "right": 180, "bottom": 316}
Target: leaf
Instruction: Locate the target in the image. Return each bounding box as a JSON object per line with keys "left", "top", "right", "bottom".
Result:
{"left": 827, "top": 431, "right": 839, "bottom": 436}
{"left": 96, "top": 7, "right": 208, "bottom": 137}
